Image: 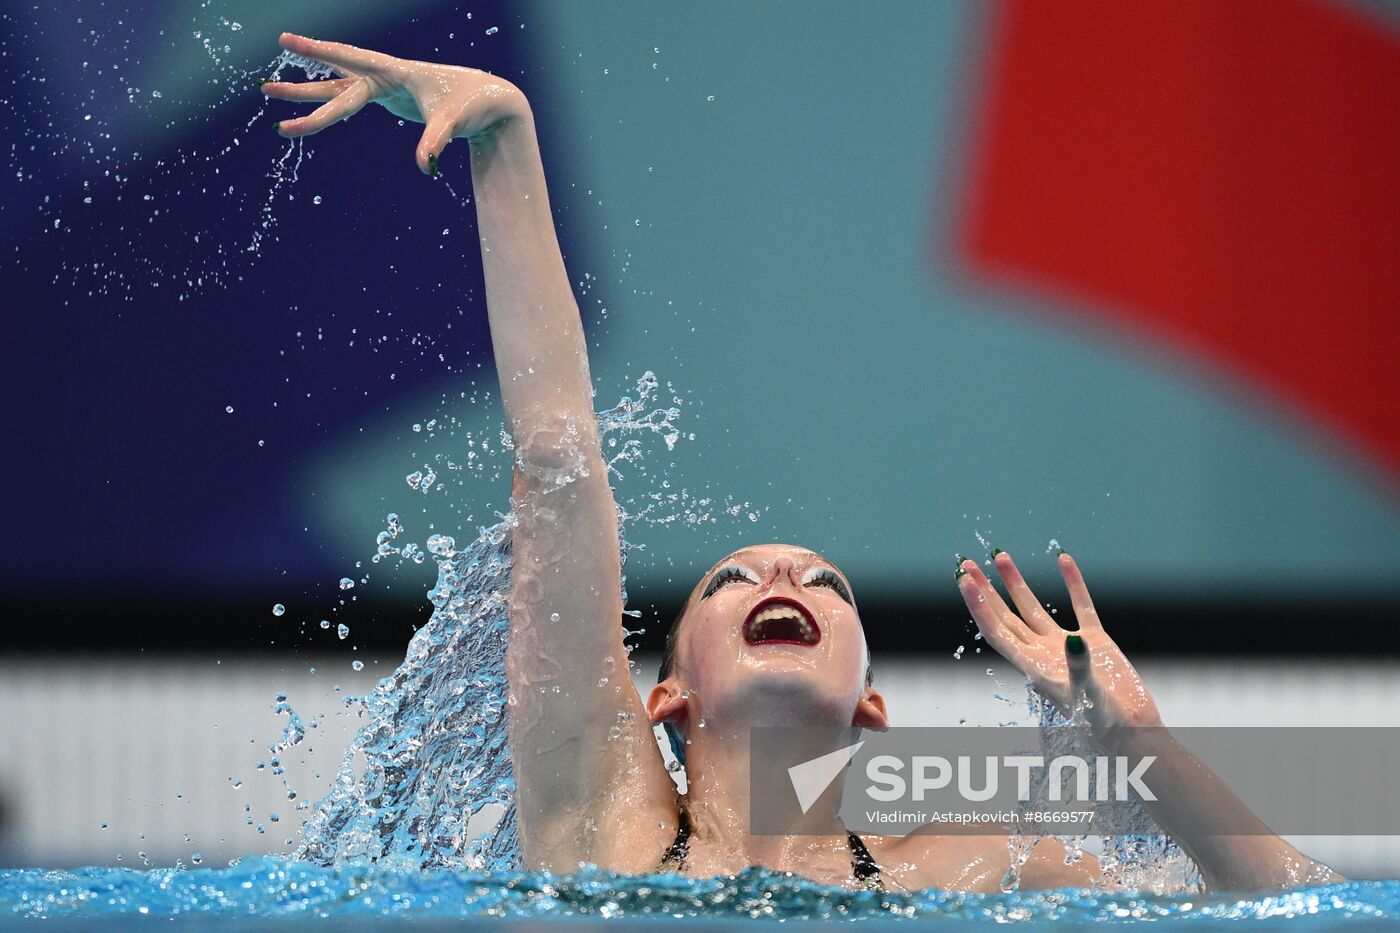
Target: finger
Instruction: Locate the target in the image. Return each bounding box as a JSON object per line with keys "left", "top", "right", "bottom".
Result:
{"left": 279, "top": 32, "right": 400, "bottom": 76}
{"left": 960, "top": 557, "right": 1030, "bottom": 643}
{"left": 261, "top": 78, "right": 356, "bottom": 102}
{"left": 990, "top": 550, "right": 1059, "bottom": 636}
{"left": 415, "top": 119, "right": 456, "bottom": 175}
{"left": 1064, "top": 634, "right": 1101, "bottom": 712}
{"left": 1057, "top": 550, "right": 1105, "bottom": 632}
{"left": 957, "top": 561, "right": 1029, "bottom": 657}
{"left": 277, "top": 80, "right": 372, "bottom": 138}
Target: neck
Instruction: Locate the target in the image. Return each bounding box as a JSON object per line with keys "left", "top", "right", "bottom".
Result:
{"left": 679, "top": 705, "right": 859, "bottom": 871}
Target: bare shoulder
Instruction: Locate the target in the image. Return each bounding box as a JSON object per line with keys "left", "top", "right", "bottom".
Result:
{"left": 863, "top": 832, "right": 1098, "bottom": 892}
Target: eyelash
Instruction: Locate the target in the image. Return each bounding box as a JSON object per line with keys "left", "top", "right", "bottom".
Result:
{"left": 703, "top": 565, "right": 758, "bottom": 598}
{"left": 804, "top": 568, "right": 853, "bottom": 603}
{"left": 702, "top": 564, "right": 853, "bottom": 603}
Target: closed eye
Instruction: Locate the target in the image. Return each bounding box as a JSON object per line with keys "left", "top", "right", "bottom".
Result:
{"left": 803, "top": 567, "right": 853, "bottom": 604}
{"left": 702, "top": 564, "right": 760, "bottom": 599}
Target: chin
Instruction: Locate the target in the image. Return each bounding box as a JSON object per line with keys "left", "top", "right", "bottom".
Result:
{"left": 729, "top": 658, "right": 857, "bottom": 723}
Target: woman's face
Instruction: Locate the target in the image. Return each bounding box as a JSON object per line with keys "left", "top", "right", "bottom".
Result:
{"left": 670, "top": 544, "right": 876, "bottom": 724}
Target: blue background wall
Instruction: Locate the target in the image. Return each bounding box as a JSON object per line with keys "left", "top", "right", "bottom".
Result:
{"left": 2, "top": 1, "right": 1396, "bottom": 653}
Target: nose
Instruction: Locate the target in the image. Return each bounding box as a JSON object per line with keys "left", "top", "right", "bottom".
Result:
{"left": 764, "top": 556, "right": 801, "bottom": 589}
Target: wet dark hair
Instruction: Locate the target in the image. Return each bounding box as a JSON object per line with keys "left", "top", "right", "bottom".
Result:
{"left": 656, "top": 581, "right": 875, "bottom": 768}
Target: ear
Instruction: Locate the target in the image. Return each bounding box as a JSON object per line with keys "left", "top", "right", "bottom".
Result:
{"left": 852, "top": 688, "right": 888, "bottom": 730}
{"left": 647, "top": 679, "right": 689, "bottom": 725}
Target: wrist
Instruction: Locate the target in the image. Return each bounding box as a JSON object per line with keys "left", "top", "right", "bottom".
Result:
{"left": 464, "top": 95, "right": 535, "bottom": 148}
{"left": 1097, "top": 722, "right": 1174, "bottom": 759}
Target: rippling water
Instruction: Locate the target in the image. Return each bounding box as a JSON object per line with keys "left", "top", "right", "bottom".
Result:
{"left": 3, "top": 857, "right": 1397, "bottom": 925}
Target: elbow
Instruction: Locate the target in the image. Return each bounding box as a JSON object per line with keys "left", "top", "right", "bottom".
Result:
{"left": 511, "top": 410, "right": 604, "bottom": 489}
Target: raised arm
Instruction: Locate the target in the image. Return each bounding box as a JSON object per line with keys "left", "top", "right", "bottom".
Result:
{"left": 956, "top": 550, "right": 1343, "bottom": 891}
{"left": 265, "top": 34, "right": 678, "bottom": 872}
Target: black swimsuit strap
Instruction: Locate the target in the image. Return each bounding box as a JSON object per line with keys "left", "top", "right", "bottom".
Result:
{"left": 660, "top": 812, "right": 883, "bottom": 890}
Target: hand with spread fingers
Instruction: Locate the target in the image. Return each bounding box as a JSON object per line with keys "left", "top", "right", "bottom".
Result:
{"left": 262, "top": 33, "right": 529, "bottom": 175}
{"left": 955, "top": 549, "right": 1162, "bottom": 740}
{"left": 955, "top": 551, "right": 1346, "bottom": 889}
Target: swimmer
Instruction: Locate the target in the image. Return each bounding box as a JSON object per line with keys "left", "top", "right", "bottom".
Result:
{"left": 263, "top": 34, "right": 1342, "bottom": 892}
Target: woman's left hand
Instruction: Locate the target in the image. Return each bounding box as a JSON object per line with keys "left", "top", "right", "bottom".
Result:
{"left": 956, "top": 550, "right": 1162, "bottom": 741}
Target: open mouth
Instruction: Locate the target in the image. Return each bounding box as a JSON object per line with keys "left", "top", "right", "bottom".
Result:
{"left": 743, "top": 596, "right": 821, "bottom": 647}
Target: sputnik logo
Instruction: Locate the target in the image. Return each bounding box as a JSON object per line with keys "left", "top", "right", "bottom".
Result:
{"left": 787, "top": 741, "right": 864, "bottom": 814}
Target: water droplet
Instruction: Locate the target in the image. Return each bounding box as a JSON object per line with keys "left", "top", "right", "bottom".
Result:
{"left": 225, "top": 405, "right": 234, "bottom": 414}
{"left": 272, "top": 604, "right": 285, "bottom": 617}
{"left": 337, "top": 623, "right": 350, "bottom": 640}
{"left": 352, "top": 660, "right": 364, "bottom": 671}
{"left": 191, "top": 852, "right": 203, "bottom": 864}
{"left": 549, "top": 612, "right": 560, "bottom": 623}
{"left": 485, "top": 25, "right": 499, "bottom": 35}
{"left": 319, "top": 619, "right": 330, "bottom": 630}
{"left": 339, "top": 577, "right": 355, "bottom": 590}
{"left": 312, "top": 195, "right": 322, "bottom": 205}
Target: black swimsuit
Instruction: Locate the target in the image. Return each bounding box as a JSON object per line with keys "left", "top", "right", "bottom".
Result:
{"left": 659, "top": 810, "right": 884, "bottom": 890}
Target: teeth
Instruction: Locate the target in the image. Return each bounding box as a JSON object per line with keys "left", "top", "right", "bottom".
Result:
{"left": 746, "top": 605, "right": 818, "bottom": 643}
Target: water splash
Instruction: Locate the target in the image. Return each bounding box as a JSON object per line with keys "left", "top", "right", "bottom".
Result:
{"left": 7, "top": 15, "right": 342, "bottom": 302}
{"left": 998, "top": 685, "right": 1202, "bottom": 894}
{"left": 294, "top": 372, "right": 694, "bottom": 871}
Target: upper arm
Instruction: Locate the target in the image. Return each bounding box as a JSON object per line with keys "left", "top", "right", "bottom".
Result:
{"left": 505, "top": 413, "right": 678, "bottom": 872}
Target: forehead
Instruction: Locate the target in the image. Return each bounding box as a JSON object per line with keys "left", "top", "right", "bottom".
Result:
{"left": 709, "top": 544, "right": 835, "bottom": 573}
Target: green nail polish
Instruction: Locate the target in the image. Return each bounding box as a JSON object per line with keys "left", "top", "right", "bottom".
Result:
{"left": 954, "top": 567, "right": 967, "bottom": 580}
{"left": 990, "top": 547, "right": 1003, "bottom": 557}
{"left": 1066, "top": 634, "right": 1085, "bottom": 656}
{"left": 428, "top": 153, "right": 439, "bottom": 177}
{"left": 1056, "top": 547, "right": 1068, "bottom": 556}
{"left": 273, "top": 120, "right": 282, "bottom": 133}
{"left": 257, "top": 77, "right": 268, "bottom": 87}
